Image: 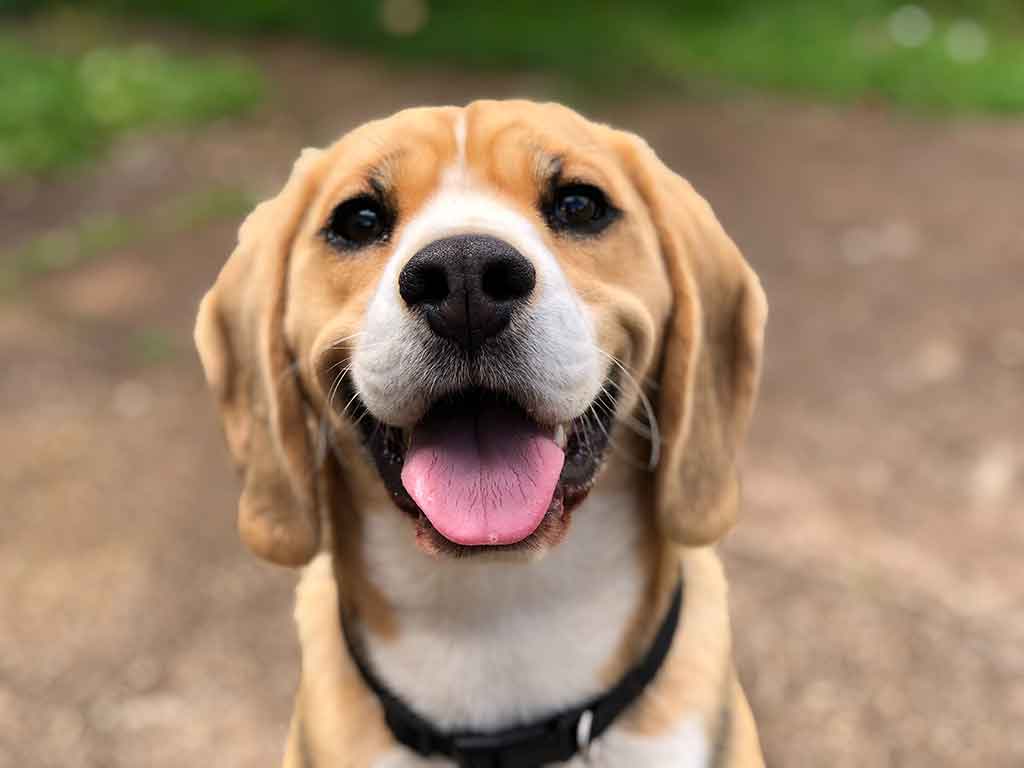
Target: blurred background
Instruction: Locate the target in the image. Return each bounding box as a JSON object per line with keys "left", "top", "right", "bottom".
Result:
{"left": 1, "top": 1, "right": 1021, "bottom": 765}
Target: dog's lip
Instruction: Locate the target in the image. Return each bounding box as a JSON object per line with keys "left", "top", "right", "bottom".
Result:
{"left": 338, "top": 375, "right": 617, "bottom": 552}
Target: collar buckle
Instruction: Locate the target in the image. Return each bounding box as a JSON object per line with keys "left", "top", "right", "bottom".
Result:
{"left": 576, "top": 709, "right": 594, "bottom": 761}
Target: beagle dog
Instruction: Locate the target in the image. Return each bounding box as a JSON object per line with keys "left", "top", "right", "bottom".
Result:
{"left": 195, "top": 100, "right": 767, "bottom": 767}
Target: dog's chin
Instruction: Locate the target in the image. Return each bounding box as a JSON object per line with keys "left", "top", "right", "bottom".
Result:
{"left": 341, "top": 380, "right": 617, "bottom": 559}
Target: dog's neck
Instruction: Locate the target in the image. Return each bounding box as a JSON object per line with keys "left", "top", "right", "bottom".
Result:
{"left": 342, "top": 460, "right": 667, "bottom": 733}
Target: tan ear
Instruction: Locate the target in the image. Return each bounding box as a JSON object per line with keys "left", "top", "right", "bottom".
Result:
{"left": 194, "top": 149, "right": 324, "bottom": 566}
{"left": 618, "top": 135, "right": 767, "bottom": 545}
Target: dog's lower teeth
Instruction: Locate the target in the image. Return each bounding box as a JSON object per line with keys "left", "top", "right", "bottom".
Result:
{"left": 553, "top": 424, "right": 568, "bottom": 450}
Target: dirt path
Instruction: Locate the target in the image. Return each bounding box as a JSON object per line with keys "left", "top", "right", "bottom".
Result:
{"left": 2, "top": 36, "right": 1021, "bottom": 768}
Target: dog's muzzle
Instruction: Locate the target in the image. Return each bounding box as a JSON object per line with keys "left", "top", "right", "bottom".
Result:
{"left": 340, "top": 231, "right": 611, "bottom": 554}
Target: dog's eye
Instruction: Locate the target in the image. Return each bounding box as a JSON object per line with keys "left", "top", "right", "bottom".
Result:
{"left": 324, "top": 196, "right": 389, "bottom": 249}
{"left": 550, "top": 184, "right": 612, "bottom": 235}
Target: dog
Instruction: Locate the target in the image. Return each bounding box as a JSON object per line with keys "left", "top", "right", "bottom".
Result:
{"left": 195, "top": 100, "right": 767, "bottom": 767}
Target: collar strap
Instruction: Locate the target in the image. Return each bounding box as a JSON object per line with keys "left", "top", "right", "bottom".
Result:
{"left": 341, "top": 577, "right": 683, "bottom": 768}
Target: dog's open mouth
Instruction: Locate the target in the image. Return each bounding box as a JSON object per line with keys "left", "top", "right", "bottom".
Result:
{"left": 344, "top": 381, "right": 617, "bottom": 555}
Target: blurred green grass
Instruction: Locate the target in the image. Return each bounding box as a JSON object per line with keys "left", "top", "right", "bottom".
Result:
{"left": 2, "top": 1, "right": 1023, "bottom": 179}
{"left": 32, "top": 0, "right": 1024, "bottom": 113}
{"left": 0, "top": 37, "right": 262, "bottom": 177}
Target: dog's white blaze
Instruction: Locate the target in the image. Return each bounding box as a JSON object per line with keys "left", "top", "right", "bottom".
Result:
{"left": 452, "top": 112, "right": 468, "bottom": 178}
{"left": 353, "top": 156, "right": 603, "bottom": 427}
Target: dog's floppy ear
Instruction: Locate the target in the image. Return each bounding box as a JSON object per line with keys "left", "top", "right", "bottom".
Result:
{"left": 618, "top": 135, "right": 767, "bottom": 546}
{"left": 194, "top": 149, "right": 324, "bottom": 566}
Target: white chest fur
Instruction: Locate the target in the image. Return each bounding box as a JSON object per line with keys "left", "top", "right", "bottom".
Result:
{"left": 357, "top": 490, "right": 646, "bottom": 732}
{"left": 294, "top": 487, "right": 721, "bottom": 767}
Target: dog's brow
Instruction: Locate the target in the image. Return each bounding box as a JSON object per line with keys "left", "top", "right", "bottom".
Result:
{"left": 368, "top": 174, "right": 388, "bottom": 199}
{"left": 365, "top": 150, "right": 404, "bottom": 195}
{"left": 539, "top": 153, "right": 564, "bottom": 185}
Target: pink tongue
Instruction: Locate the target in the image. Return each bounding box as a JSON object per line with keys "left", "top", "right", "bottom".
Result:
{"left": 401, "top": 401, "right": 565, "bottom": 546}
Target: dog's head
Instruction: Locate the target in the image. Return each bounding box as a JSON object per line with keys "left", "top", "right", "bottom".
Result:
{"left": 195, "top": 101, "right": 766, "bottom": 566}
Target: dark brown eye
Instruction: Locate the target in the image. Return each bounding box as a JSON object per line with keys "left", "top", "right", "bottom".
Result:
{"left": 550, "top": 184, "right": 613, "bottom": 234}
{"left": 324, "top": 195, "right": 389, "bottom": 249}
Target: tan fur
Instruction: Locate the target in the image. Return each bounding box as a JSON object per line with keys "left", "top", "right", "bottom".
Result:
{"left": 291, "top": 555, "right": 395, "bottom": 767}
{"left": 195, "top": 148, "right": 326, "bottom": 566}
{"left": 609, "top": 131, "right": 767, "bottom": 547}
{"left": 728, "top": 680, "right": 766, "bottom": 767}
{"left": 625, "top": 546, "right": 764, "bottom": 766}
{"left": 622, "top": 550, "right": 731, "bottom": 734}
{"left": 195, "top": 100, "right": 766, "bottom": 767}
{"left": 287, "top": 549, "right": 762, "bottom": 767}
{"left": 325, "top": 456, "right": 398, "bottom": 640}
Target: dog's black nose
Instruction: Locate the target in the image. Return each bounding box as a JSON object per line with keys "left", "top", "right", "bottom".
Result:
{"left": 399, "top": 234, "right": 535, "bottom": 352}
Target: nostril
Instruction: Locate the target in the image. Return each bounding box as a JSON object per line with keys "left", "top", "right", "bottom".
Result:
{"left": 400, "top": 263, "right": 449, "bottom": 307}
{"left": 418, "top": 265, "right": 450, "bottom": 304}
{"left": 481, "top": 257, "right": 536, "bottom": 303}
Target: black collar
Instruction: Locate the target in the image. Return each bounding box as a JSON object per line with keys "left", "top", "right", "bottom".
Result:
{"left": 341, "top": 577, "right": 683, "bottom": 768}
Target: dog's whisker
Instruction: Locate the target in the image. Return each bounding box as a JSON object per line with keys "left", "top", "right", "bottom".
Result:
{"left": 326, "top": 370, "right": 344, "bottom": 410}
{"left": 593, "top": 348, "right": 661, "bottom": 470}
{"left": 323, "top": 332, "right": 366, "bottom": 351}
{"left": 581, "top": 408, "right": 600, "bottom": 456}
{"left": 326, "top": 363, "right": 354, "bottom": 417}
{"left": 594, "top": 383, "right": 654, "bottom": 440}
{"left": 324, "top": 356, "right": 352, "bottom": 375}
{"left": 588, "top": 364, "right": 657, "bottom": 466}
{"left": 594, "top": 347, "right": 658, "bottom": 389}
{"left": 588, "top": 397, "right": 649, "bottom": 472}
{"left": 339, "top": 387, "right": 363, "bottom": 421}
{"left": 316, "top": 334, "right": 395, "bottom": 372}
{"left": 350, "top": 409, "right": 372, "bottom": 431}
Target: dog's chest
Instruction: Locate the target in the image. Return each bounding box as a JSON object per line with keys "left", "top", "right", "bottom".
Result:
{"left": 350, "top": 493, "right": 714, "bottom": 766}
{"left": 358, "top": 495, "right": 647, "bottom": 731}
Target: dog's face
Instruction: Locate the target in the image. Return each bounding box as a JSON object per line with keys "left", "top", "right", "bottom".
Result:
{"left": 195, "top": 101, "right": 766, "bottom": 565}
